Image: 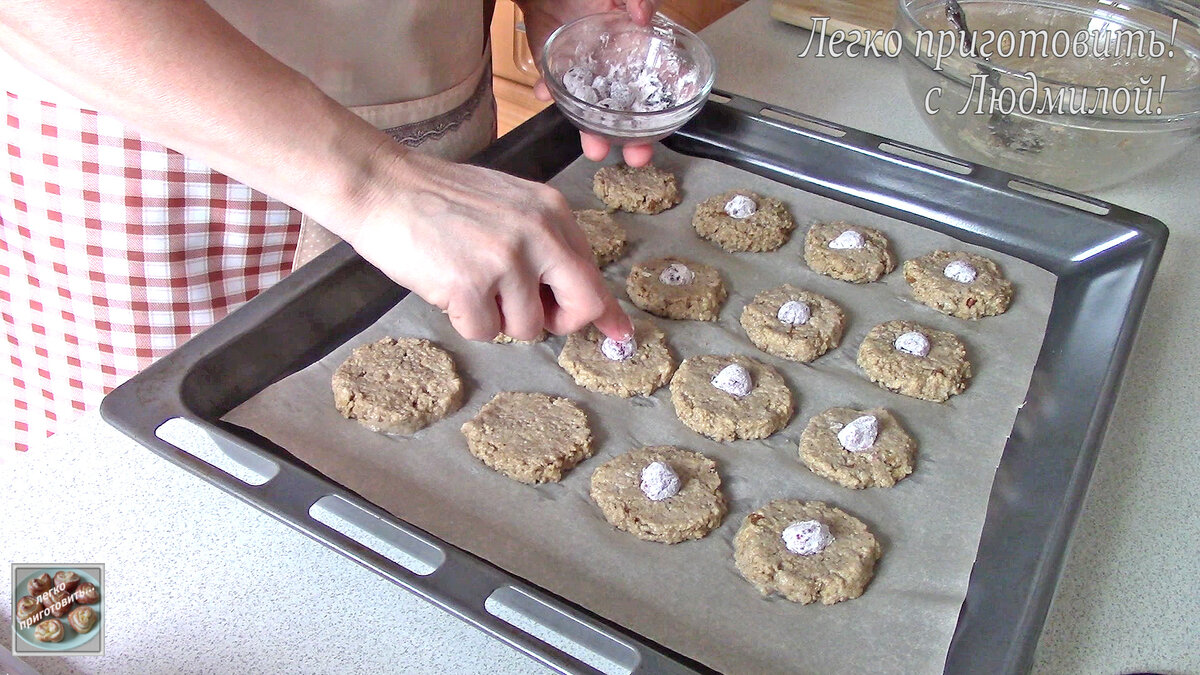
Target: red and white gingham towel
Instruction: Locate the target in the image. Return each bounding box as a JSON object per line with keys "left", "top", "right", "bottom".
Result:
{"left": 1, "top": 90, "right": 301, "bottom": 450}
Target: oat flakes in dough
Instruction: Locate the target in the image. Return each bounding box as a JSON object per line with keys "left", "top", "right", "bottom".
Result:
{"left": 460, "top": 392, "right": 593, "bottom": 484}
{"left": 626, "top": 257, "right": 726, "bottom": 321}
{"left": 573, "top": 209, "right": 628, "bottom": 267}
{"left": 331, "top": 337, "right": 463, "bottom": 435}
{"left": 590, "top": 446, "right": 727, "bottom": 543}
{"left": 733, "top": 499, "right": 881, "bottom": 605}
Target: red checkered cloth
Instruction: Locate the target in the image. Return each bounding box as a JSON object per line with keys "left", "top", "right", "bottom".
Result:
{"left": 1, "top": 89, "right": 301, "bottom": 451}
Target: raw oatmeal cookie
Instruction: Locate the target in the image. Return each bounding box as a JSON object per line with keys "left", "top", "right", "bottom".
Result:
{"left": 903, "top": 250, "right": 1014, "bottom": 319}
{"left": 557, "top": 318, "right": 675, "bottom": 397}
{"left": 332, "top": 337, "right": 464, "bottom": 435}
{"left": 857, "top": 319, "right": 972, "bottom": 402}
{"left": 804, "top": 222, "right": 896, "bottom": 283}
{"left": 799, "top": 407, "right": 916, "bottom": 489}
{"left": 460, "top": 392, "right": 593, "bottom": 484}
{"left": 573, "top": 209, "right": 628, "bottom": 267}
{"left": 590, "top": 446, "right": 727, "bottom": 543}
{"left": 626, "top": 257, "right": 726, "bottom": 321}
{"left": 733, "top": 499, "right": 881, "bottom": 605}
{"left": 670, "top": 354, "right": 793, "bottom": 441}
{"left": 691, "top": 189, "right": 795, "bottom": 252}
{"left": 740, "top": 284, "right": 845, "bottom": 362}
{"left": 593, "top": 164, "right": 681, "bottom": 214}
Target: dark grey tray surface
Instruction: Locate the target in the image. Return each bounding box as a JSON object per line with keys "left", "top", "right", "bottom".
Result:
{"left": 100, "top": 90, "right": 1166, "bottom": 675}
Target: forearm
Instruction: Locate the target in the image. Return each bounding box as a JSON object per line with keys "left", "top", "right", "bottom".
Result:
{"left": 0, "top": 0, "right": 397, "bottom": 239}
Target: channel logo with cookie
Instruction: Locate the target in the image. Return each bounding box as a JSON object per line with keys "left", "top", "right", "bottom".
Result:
{"left": 12, "top": 564, "right": 104, "bottom": 656}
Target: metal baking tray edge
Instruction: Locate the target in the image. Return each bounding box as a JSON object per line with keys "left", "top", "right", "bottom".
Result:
{"left": 100, "top": 90, "right": 1167, "bottom": 675}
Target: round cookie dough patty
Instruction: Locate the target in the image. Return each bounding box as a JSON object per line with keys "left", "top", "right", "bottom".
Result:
{"left": 332, "top": 337, "right": 464, "bottom": 435}
{"left": 558, "top": 318, "right": 675, "bottom": 397}
{"left": 670, "top": 354, "right": 793, "bottom": 441}
{"left": 733, "top": 499, "right": 882, "bottom": 605}
{"left": 903, "top": 250, "right": 1014, "bottom": 319}
{"left": 593, "top": 164, "right": 681, "bottom": 214}
{"left": 590, "top": 446, "right": 727, "bottom": 543}
{"left": 460, "top": 392, "right": 593, "bottom": 484}
{"left": 692, "top": 189, "right": 795, "bottom": 252}
{"left": 857, "top": 319, "right": 972, "bottom": 402}
{"left": 804, "top": 222, "right": 896, "bottom": 283}
{"left": 574, "top": 209, "right": 628, "bottom": 267}
{"left": 799, "top": 407, "right": 916, "bottom": 489}
{"left": 740, "top": 284, "right": 845, "bottom": 362}
{"left": 626, "top": 257, "right": 727, "bottom": 321}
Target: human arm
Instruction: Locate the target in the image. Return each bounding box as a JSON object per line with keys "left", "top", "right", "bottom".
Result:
{"left": 0, "top": 0, "right": 632, "bottom": 341}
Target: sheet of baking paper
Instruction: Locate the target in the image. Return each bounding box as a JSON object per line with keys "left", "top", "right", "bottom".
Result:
{"left": 225, "top": 145, "right": 1055, "bottom": 674}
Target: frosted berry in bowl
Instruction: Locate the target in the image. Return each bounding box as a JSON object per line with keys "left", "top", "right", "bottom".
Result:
{"left": 541, "top": 11, "right": 716, "bottom": 144}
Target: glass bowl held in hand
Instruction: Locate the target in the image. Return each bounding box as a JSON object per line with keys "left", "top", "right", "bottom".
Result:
{"left": 541, "top": 11, "right": 717, "bottom": 145}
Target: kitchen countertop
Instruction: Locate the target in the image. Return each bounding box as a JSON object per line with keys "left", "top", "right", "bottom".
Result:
{"left": 3, "top": 1, "right": 1197, "bottom": 673}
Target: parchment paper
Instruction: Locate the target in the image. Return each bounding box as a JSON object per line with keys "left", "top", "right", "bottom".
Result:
{"left": 225, "top": 146, "right": 1056, "bottom": 674}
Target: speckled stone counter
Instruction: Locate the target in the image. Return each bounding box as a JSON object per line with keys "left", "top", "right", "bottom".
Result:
{"left": 4, "top": 2, "right": 1198, "bottom": 673}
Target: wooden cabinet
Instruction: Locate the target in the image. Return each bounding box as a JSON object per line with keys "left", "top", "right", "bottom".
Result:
{"left": 491, "top": 1, "right": 744, "bottom": 135}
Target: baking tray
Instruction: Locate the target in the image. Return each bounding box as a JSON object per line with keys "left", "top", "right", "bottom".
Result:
{"left": 100, "top": 90, "right": 1166, "bottom": 674}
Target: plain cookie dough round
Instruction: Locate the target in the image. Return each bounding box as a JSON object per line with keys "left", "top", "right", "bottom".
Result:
{"left": 460, "top": 392, "right": 593, "bottom": 484}
{"left": 804, "top": 222, "right": 897, "bottom": 283}
{"left": 670, "top": 354, "right": 794, "bottom": 441}
{"left": 740, "top": 284, "right": 846, "bottom": 363}
{"left": 593, "top": 164, "right": 681, "bottom": 214}
{"left": 799, "top": 407, "right": 916, "bottom": 489}
{"left": 590, "top": 446, "right": 727, "bottom": 543}
{"left": 733, "top": 499, "right": 882, "bottom": 605}
{"left": 857, "top": 319, "right": 972, "bottom": 402}
{"left": 332, "top": 337, "right": 464, "bottom": 435}
{"left": 691, "top": 189, "right": 796, "bottom": 252}
{"left": 903, "top": 250, "right": 1014, "bottom": 319}
{"left": 626, "top": 257, "right": 727, "bottom": 321}
{"left": 574, "top": 209, "right": 628, "bottom": 267}
{"left": 557, "top": 318, "right": 675, "bottom": 397}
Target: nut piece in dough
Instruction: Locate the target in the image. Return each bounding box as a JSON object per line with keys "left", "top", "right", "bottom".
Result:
{"left": 903, "top": 250, "right": 1014, "bottom": 319}
{"left": 799, "top": 407, "right": 917, "bottom": 488}
{"left": 593, "top": 164, "right": 681, "bottom": 214}
{"left": 670, "top": 354, "right": 793, "bottom": 441}
{"left": 691, "top": 189, "right": 796, "bottom": 252}
{"left": 460, "top": 392, "right": 593, "bottom": 484}
{"left": 733, "top": 499, "right": 881, "bottom": 605}
{"left": 590, "top": 446, "right": 727, "bottom": 543}
{"left": 558, "top": 318, "right": 675, "bottom": 397}
{"left": 626, "top": 257, "right": 727, "bottom": 321}
{"left": 332, "top": 337, "right": 464, "bottom": 435}
{"left": 857, "top": 320, "right": 971, "bottom": 402}
{"left": 573, "top": 209, "right": 628, "bottom": 267}
{"left": 740, "top": 284, "right": 845, "bottom": 363}
{"left": 804, "top": 222, "right": 896, "bottom": 283}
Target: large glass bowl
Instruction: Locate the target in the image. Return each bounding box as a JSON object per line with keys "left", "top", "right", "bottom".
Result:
{"left": 540, "top": 11, "right": 716, "bottom": 145}
{"left": 896, "top": 0, "right": 1200, "bottom": 191}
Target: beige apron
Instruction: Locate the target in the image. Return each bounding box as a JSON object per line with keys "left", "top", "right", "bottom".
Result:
{"left": 292, "top": 48, "right": 498, "bottom": 266}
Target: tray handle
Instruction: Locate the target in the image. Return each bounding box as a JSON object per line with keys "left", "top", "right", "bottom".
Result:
{"left": 142, "top": 415, "right": 700, "bottom": 675}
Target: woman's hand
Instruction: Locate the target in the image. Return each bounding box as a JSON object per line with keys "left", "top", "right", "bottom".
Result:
{"left": 344, "top": 148, "right": 633, "bottom": 342}
{"left": 518, "top": 0, "right": 660, "bottom": 167}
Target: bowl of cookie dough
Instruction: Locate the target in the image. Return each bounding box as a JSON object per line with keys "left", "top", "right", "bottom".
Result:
{"left": 895, "top": 0, "right": 1200, "bottom": 191}
{"left": 541, "top": 11, "right": 716, "bottom": 144}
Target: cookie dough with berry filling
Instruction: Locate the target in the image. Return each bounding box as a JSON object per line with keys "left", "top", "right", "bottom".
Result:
{"left": 593, "top": 164, "right": 681, "bottom": 214}
{"left": 691, "top": 189, "right": 796, "bottom": 252}
{"left": 857, "top": 320, "right": 972, "bottom": 402}
{"left": 573, "top": 209, "right": 628, "bottom": 267}
{"left": 804, "top": 222, "right": 896, "bottom": 283}
{"left": 590, "top": 446, "right": 727, "bottom": 543}
{"left": 558, "top": 318, "right": 675, "bottom": 397}
{"left": 733, "top": 499, "right": 881, "bottom": 605}
{"left": 670, "top": 354, "right": 793, "bottom": 441}
{"left": 903, "top": 250, "right": 1014, "bottom": 319}
{"left": 460, "top": 392, "right": 593, "bottom": 484}
{"left": 740, "top": 284, "right": 846, "bottom": 362}
{"left": 626, "top": 257, "right": 726, "bottom": 321}
{"left": 799, "top": 407, "right": 916, "bottom": 489}
{"left": 332, "top": 337, "right": 464, "bottom": 435}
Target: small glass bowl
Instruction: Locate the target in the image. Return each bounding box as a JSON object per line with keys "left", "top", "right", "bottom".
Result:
{"left": 541, "top": 11, "right": 716, "bottom": 145}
